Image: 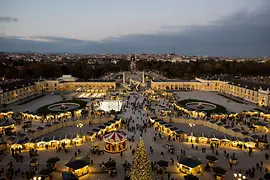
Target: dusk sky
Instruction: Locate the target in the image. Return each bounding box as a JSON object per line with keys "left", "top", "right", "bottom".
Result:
{"left": 0, "top": 0, "right": 270, "bottom": 56}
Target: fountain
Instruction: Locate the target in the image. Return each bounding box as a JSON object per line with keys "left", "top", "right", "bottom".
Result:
{"left": 60, "top": 104, "right": 68, "bottom": 110}
{"left": 196, "top": 102, "right": 204, "bottom": 109}
{"left": 185, "top": 102, "right": 217, "bottom": 111}
{"left": 48, "top": 103, "right": 80, "bottom": 112}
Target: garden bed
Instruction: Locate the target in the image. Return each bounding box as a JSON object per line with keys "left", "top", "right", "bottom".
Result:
{"left": 37, "top": 99, "right": 87, "bottom": 115}
{"left": 177, "top": 99, "right": 227, "bottom": 115}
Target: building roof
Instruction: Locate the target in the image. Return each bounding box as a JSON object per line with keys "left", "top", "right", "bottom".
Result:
{"left": 178, "top": 157, "right": 202, "bottom": 168}
{"left": 152, "top": 79, "right": 199, "bottom": 83}
{"left": 46, "top": 157, "right": 60, "bottom": 164}
{"left": 0, "top": 79, "right": 36, "bottom": 93}
{"left": 65, "top": 158, "right": 90, "bottom": 170}
{"left": 75, "top": 79, "right": 115, "bottom": 83}
{"left": 228, "top": 79, "right": 270, "bottom": 91}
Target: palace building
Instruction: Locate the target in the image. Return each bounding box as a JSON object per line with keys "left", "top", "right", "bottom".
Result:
{"left": 1, "top": 74, "right": 269, "bottom": 108}
{"left": 0, "top": 75, "right": 116, "bottom": 105}
{"left": 151, "top": 78, "right": 270, "bottom": 107}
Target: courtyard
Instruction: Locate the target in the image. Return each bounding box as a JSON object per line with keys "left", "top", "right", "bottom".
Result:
{"left": 174, "top": 91, "right": 258, "bottom": 113}
{"left": 0, "top": 90, "right": 269, "bottom": 180}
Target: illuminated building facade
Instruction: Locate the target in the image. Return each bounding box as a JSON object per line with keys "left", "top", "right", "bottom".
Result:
{"left": 151, "top": 78, "right": 270, "bottom": 107}
{"left": 0, "top": 76, "right": 116, "bottom": 105}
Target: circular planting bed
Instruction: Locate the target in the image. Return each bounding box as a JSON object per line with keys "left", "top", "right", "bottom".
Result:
{"left": 37, "top": 100, "right": 87, "bottom": 115}
{"left": 47, "top": 103, "right": 80, "bottom": 112}
{"left": 185, "top": 102, "right": 217, "bottom": 111}
{"left": 177, "top": 99, "right": 227, "bottom": 115}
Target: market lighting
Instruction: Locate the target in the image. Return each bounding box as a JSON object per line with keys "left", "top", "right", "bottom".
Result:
{"left": 189, "top": 123, "right": 195, "bottom": 136}
{"left": 234, "top": 173, "right": 247, "bottom": 180}
{"left": 77, "top": 123, "right": 84, "bottom": 136}
{"left": 77, "top": 123, "right": 83, "bottom": 128}
{"left": 189, "top": 123, "right": 195, "bottom": 127}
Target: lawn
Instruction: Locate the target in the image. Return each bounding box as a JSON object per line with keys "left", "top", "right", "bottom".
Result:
{"left": 177, "top": 98, "right": 227, "bottom": 116}
{"left": 37, "top": 99, "right": 87, "bottom": 115}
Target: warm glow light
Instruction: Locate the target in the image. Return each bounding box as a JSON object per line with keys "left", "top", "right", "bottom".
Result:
{"left": 77, "top": 123, "right": 83, "bottom": 128}
{"left": 243, "top": 176, "right": 246, "bottom": 179}
{"left": 189, "top": 123, "right": 195, "bottom": 127}
{"left": 238, "top": 178, "right": 241, "bottom": 180}
{"left": 239, "top": 173, "right": 242, "bottom": 177}
{"left": 234, "top": 173, "right": 237, "bottom": 177}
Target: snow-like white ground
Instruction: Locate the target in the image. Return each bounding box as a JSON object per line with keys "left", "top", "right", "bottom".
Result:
{"left": 99, "top": 100, "right": 122, "bottom": 112}
{"left": 175, "top": 91, "right": 258, "bottom": 113}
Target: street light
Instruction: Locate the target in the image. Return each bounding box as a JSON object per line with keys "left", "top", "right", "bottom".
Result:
{"left": 189, "top": 123, "right": 195, "bottom": 136}
{"left": 77, "top": 123, "right": 84, "bottom": 136}
{"left": 33, "top": 177, "right": 42, "bottom": 180}
{"left": 234, "top": 173, "right": 247, "bottom": 180}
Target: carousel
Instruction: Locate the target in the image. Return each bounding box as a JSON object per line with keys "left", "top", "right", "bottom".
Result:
{"left": 103, "top": 131, "right": 127, "bottom": 153}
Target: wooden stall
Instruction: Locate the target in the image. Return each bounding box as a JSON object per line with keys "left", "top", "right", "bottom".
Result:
{"left": 177, "top": 157, "right": 202, "bottom": 176}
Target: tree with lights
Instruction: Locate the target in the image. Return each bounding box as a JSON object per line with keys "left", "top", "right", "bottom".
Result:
{"left": 130, "top": 138, "right": 152, "bottom": 180}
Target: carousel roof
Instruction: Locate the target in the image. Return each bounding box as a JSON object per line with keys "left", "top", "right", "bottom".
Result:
{"left": 103, "top": 131, "right": 127, "bottom": 143}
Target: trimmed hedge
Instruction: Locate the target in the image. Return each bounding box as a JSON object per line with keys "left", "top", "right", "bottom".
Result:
{"left": 177, "top": 99, "right": 227, "bottom": 115}
{"left": 37, "top": 99, "right": 87, "bottom": 115}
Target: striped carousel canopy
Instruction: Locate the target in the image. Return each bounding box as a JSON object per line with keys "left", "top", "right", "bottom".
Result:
{"left": 103, "top": 131, "right": 127, "bottom": 143}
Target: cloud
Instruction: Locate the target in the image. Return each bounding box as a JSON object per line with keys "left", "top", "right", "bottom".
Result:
{"left": 0, "top": 16, "right": 18, "bottom": 23}
{"left": 0, "top": 6, "right": 270, "bottom": 56}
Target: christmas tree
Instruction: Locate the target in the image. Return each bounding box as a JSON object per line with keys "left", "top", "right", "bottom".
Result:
{"left": 130, "top": 138, "right": 152, "bottom": 180}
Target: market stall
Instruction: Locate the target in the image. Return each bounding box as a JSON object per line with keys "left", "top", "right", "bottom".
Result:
{"left": 209, "top": 134, "right": 220, "bottom": 147}
{"left": 65, "top": 157, "right": 90, "bottom": 177}
{"left": 198, "top": 133, "right": 209, "bottom": 144}
{"left": 243, "top": 137, "right": 256, "bottom": 149}
{"left": 61, "top": 135, "right": 72, "bottom": 146}
{"left": 177, "top": 157, "right": 202, "bottom": 175}
{"left": 72, "top": 135, "right": 83, "bottom": 145}
{"left": 230, "top": 137, "right": 243, "bottom": 148}
{"left": 206, "top": 155, "right": 218, "bottom": 167}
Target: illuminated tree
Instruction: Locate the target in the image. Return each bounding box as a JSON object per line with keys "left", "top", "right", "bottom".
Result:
{"left": 130, "top": 138, "right": 152, "bottom": 180}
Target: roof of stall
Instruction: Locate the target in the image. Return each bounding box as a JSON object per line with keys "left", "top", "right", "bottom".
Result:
{"left": 243, "top": 137, "right": 253, "bottom": 142}
{"left": 92, "top": 128, "right": 100, "bottom": 132}
{"left": 178, "top": 157, "right": 202, "bottom": 168}
{"left": 65, "top": 157, "right": 90, "bottom": 170}
{"left": 169, "top": 127, "right": 178, "bottom": 131}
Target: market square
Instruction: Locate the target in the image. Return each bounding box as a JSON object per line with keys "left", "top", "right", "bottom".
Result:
{"left": 0, "top": 70, "right": 269, "bottom": 180}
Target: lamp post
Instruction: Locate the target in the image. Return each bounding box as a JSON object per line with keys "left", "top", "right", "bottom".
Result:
{"left": 33, "top": 177, "right": 42, "bottom": 180}
{"left": 234, "top": 173, "right": 247, "bottom": 180}
{"left": 189, "top": 123, "right": 195, "bottom": 136}
{"left": 77, "top": 123, "right": 84, "bottom": 137}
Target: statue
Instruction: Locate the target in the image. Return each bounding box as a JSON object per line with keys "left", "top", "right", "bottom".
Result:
{"left": 196, "top": 102, "right": 204, "bottom": 109}
{"left": 130, "top": 55, "right": 137, "bottom": 73}
{"left": 60, "top": 104, "right": 68, "bottom": 110}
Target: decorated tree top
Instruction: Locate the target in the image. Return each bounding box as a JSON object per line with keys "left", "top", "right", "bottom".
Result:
{"left": 130, "top": 138, "right": 152, "bottom": 180}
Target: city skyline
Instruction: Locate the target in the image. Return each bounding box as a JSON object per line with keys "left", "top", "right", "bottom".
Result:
{"left": 0, "top": 0, "right": 270, "bottom": 56}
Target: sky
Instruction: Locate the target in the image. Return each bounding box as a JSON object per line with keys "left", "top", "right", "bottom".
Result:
{"left": 0, "top": 0, "right": 270, "bottom": 56}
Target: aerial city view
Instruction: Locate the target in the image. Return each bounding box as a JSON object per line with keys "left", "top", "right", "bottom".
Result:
{"left": 0, "top": 1, "right": 270, "bottom": 180}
